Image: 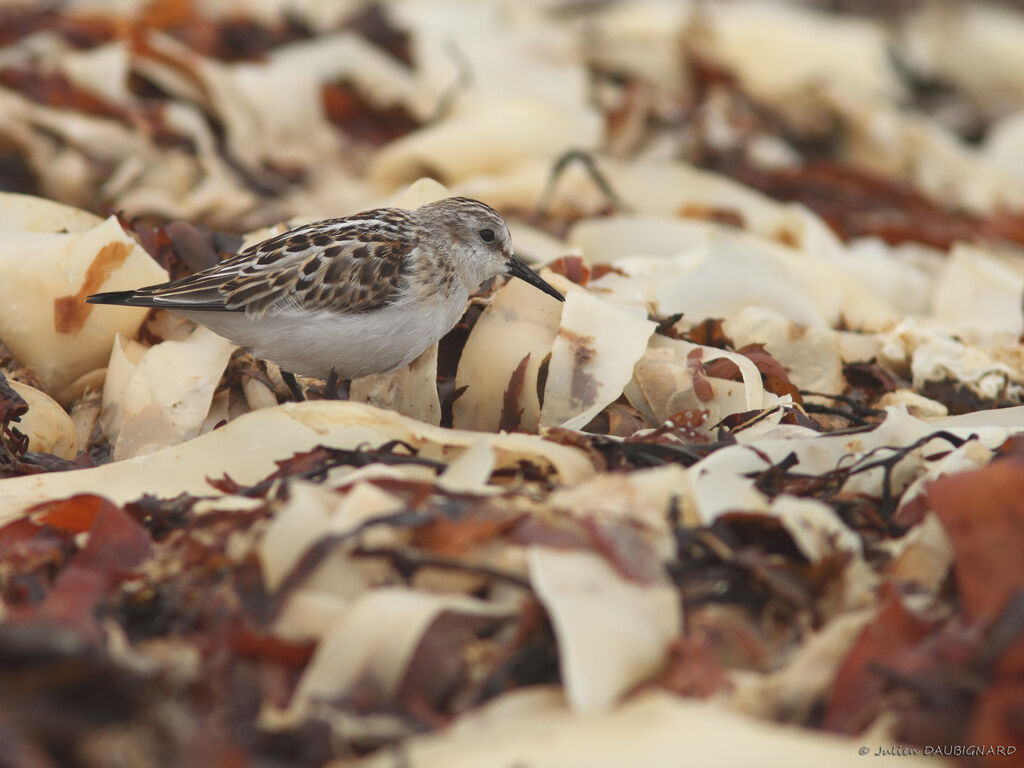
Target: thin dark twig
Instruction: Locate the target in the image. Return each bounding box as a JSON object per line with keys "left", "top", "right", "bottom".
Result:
{"left": 594, "top": 435, "right": 736, "bottom": 468}
{"left": 352, "top": 546, "right": 533, "bottom": 590}
{"left": 799, "top": 390, "right": 886, "bottom": 418}
{"left": 800, "top": 402, "right": 873, "bottom": 426}
{"left": 427, "top": 39, "right": 473, "bottom": 122}
{"left": 842, "top": 431, "right": 969, "bottom": 478}
{"left": 268, "top": 509, "right": 428, "bottom": 606}
{"left": 741, "top": 430, "right": 971, "bottom": 517}
{"left": 839, "top": 431, "right": 971, "bottom": 516}
{"left": 536, "top": 149, "right": 630, "bottom": 216}
{"left": 219, "top": 443, "right": 447, "bottom": 498}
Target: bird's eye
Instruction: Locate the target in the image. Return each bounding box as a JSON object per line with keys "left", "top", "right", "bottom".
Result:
{"left": 478, "top": 228, "right": 495, "bottom": 243}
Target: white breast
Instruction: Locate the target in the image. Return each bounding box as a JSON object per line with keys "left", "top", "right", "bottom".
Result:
{"left": 180, "top": 292, "right": 468, "bottom": 379}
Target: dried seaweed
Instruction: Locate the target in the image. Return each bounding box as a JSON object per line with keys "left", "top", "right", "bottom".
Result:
{"left": 1, "top": 2, "right": 1024, "bottom": 764}
{"left": 747, "top": 430, "right": 969, "bottom": 527}
{"left": 322, "top": 82, "right": 420, "bottom": 146}
{"left": 209, "top": 441, "right": 446, "bottom": 498}
{"left": 0, "top": 371, "right": 28, "bottom": 467}
{"left": 724, "top": 159, "right": 1016, "bottom": 249}
{"left": 546, "top": 427, "right": 734, "bottom": 469}
{"left": 799, "top": 390, "right": 886, "bottom": 426}
{"left": 497, "top": 354, "right": 531, "bottom": 433}
{"left": 704, "top": 343, "right": 803, "bottom": 403}
{"left": 546, "top": 255, "right": 590, "bottom": 286}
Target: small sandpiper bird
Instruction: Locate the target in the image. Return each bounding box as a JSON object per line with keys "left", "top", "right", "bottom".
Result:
{"left": 87, "top": 197, "right": 563, "bottom": 399}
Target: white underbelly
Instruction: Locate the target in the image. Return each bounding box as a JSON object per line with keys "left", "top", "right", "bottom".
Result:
{"left": 179, "top": 296, "right": 466, "bottom": 379}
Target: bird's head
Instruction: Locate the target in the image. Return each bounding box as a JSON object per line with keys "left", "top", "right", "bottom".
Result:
{"left": 417, "top": 197, "right": 564, "bottom": 302}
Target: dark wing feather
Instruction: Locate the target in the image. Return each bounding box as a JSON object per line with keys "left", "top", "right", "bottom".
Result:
{"left": 87, "top": 209, "right": 418, "bottom": 316}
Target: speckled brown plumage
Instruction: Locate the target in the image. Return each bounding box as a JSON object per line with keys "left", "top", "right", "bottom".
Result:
{"left": 126, "top": 208, "right": 418, "bottom": 316}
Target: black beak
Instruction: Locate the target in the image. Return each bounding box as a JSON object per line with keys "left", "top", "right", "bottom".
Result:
{"left": 506, "top": 254, "right": 564, "bottom": 302}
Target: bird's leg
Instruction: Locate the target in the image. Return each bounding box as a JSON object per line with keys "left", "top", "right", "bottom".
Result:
{"left": 282, "top": 370, "right": 305, "bottom": 401}
{"left": 323, "top": 369, "right": 349, "bottom": 401}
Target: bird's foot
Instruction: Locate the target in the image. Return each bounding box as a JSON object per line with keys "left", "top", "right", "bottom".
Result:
{"left": 322, "top": 369, "right": 350, "bottom": 400}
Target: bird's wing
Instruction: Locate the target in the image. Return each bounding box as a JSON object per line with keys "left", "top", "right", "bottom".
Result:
{"left": 87, "top": 210, "right": 418, "bottom": 317}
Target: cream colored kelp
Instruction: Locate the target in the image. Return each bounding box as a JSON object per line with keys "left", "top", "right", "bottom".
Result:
{"left": 1, "top": 2, "right": 1024, "bottom": 767}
